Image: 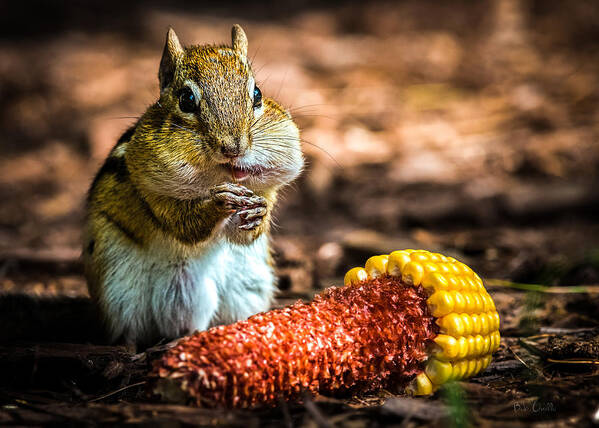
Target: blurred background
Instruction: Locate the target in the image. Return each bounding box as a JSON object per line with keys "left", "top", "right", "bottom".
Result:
{"left": 1, "top": 2, "right": 599, "bottom": 425}
{"left": 1, "top": 0, "right": 598, "bottom": 298}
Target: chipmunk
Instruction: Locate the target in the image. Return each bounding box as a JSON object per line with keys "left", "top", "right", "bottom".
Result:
{"left": 83, "top": 25, "right": 303, "bottom": 347}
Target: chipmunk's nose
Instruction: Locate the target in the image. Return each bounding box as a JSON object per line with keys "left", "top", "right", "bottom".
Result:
{"left": 220, "top": 143, "right": 239, "bottom": 159}
{"left": 219, "top": 135, "right": 248, "bottom": 159}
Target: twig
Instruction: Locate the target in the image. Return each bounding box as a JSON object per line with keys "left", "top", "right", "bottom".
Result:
{"left": 524, "top": 333, "right": 552, "bottom": 340}
{"left": 507, "top": 345, "right": 532, "bottom": 370}
{"left": 517, "top": 338, "right": 548, "bottom": 358}
{"left": 539, "top": 327, "right": 599, "bottom": 335}
{"left": 546, "top": 358, "right": 599, "bottom": 365}
{"left": 87, "top": 381, "right": 146, "bottom": 402}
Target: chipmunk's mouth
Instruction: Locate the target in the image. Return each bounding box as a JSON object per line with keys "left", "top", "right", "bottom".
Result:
{"left": 224, "top": 163, "right": 268, "bottom": 182}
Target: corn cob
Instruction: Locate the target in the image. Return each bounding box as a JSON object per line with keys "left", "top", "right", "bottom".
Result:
{"left": 345, "top": 250, "right": 500, "bottom": 395}
{"left": 150, "top": 249, "right": 500, "bottom": 407}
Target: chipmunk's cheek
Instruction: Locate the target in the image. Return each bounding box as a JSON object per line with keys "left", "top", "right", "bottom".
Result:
{"left": 282, "top": 158, "right": 303, "bottom": 183}
{"left": 175, "top": 162, "right": 198, "bottom": 180}
{"left": 279, "top": 148, "right": 304, "bottom": 182}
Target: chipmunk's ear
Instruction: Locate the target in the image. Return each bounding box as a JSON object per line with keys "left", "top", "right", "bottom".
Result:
{"left": 231, "top": 24, "right": 248, "bottom": 58}
{"left": 159, "top": 27, "right": 184, "bottom": 92}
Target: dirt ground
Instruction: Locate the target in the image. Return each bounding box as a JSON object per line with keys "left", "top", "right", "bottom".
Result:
{"left": 1, "top": 0, "right": 598, "bottom": 426}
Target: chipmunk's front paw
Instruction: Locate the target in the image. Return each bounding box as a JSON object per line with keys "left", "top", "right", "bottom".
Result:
{"left": 210, "top": 183, "right": 267, "bottom": 230}
{"left": 237, "top": 205, "right": 267, "bottom": 230}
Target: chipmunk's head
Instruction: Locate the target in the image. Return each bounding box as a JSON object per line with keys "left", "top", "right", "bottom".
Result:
{"left": 129, "top": 25, "right": 303, "bottom": 199}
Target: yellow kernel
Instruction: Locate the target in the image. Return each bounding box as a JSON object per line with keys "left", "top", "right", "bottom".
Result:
{"left": 474, "top": 334, "right": 484, "bottom": 356}
{"left": 475, "top": 358, "right": 486, "bottom": 376}
{"left": 427, "top": 290, "right": 455, "bottom": 317}
{"left": 365, "top": 255, "right": 388, "bottom": 278}
{"left": 456, "top": 359, "right": 469, "bottom": 378}
{"left": 466, "top": 277, "right": 480, "bottom": 292}
{"left": 481, "top": 293, "right": 492, "bottom": 312}
{"left": 470, "top": 313, "right": 481, "bottom": 335}
{"left": 492, "top": 331, "right": 501, "bottom": 352}
{"left": 410, "top": 251, "right": 430, "bottom": 262}
{"left": 465, "top": 359, "right": 478, "bottom": 378}
{"left": 423, "top": 262, "right": 439, "bottom": 273}
{"left": 460, "top": 262, "right": 473, "bottom": 275}
{"left": 402, "top": 261, "right": 425, "bottom": 286}
{"left": 461, "top": 313, "right": 473, "bottom": 336}
{"left": 448, "top": 360, "right": 460, "bottom": 380}
{"left": 473, "top": 272, "right": 484, "bottom": 288}
{"left": 447, "top": 275, "right": 461, "bottom": 290}
{"left": 452, "top": 360, "right": 468, "bottom": 380}
{"left": 457, "top": 276, "right": 469, "bottom": 290}
{"left": 462, "top": 292, "right": 475, "bottom": 312}
{"left": 451, "top": 291, "right": 466, "bottom": 313}
{"left": 476, "top": 358, "right": 487, "bottom": 377}
{"left": 387, "top": 251, "right": 411, "bottom": 276}
{"left": 482, "top": 335, "right": 491, "bottom": 354}
{"left": 437, "top": 263, "right": 452, "bottom": 274}
{"left": 489, "top": 296, "right": 496, "bottom": 310}
{"left": 433, "top": 334, "right": 459, "bottom": 360}
{"left": 489, "top": 331, "right": 498, "bottom": 352}
{"left": 479, "top": 313, "right": 490, "bottom": 335}
{"left": 436, "top": 313, "right": 465, "bottom": 337}
{"left": 492, "top": 311, "right": 500, "bottom": 331}
{"left": 447, "top": 364, "right": 460, "bottom": 382}
{"left": 472, "top": 293, "right": 484, "bottom": 313}
{"left": 482, "top": 355, "right": 492, "bottom": 370}
{"left": 450, "top": 263, "right": 461, "bottom": 275}
{"left": 457, "top": 336, "right": 469, "bottom": 359}
{"left": 485, "top": 312, "right": 494, "bottom": 332}
{"left": 466, "top": 335, "right": 476, "bottom": 357}
{"left": 425, "top": 358, "right": 453, "bottom": 385}
{"left": 428, "top": 253, "right": 442, "bottom": 262}
{"left": 487, "top": 294, "right": 497, "bottom": 311}
{"left": 466, "top": 359, "right": 477, "bottom": 378}
{"left": 481, "top": 356, "right": 490, "bottom": 372}
{"left": 343, "top": 267, "right": 368, "bottom": 285}
{"left": 406, "top": 372, "right": 433, "bottom": 396}
{"left": 421, "top": 272, "right": 450, "bottom": 293}
{"left": 486, "top": 311, "right": 497, "bottom": 332}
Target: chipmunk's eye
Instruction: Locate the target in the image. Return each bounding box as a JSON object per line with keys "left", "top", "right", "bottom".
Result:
{"left": 253, "top": 86, "right": 262, "bottom": 109}
{"left": 179, "top": 87, "right": 197, "bottom": 113}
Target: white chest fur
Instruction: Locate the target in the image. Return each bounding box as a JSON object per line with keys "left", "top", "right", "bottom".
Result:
{"left": 99, "top": 234, "right": 275, "bottom": 345}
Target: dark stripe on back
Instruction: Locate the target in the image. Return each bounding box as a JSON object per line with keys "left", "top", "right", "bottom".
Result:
{"left": 129, "top": 184, "right": 168, "bottom": 232}
{"left": 87, "top": 156, "right": 130, "bottom": 203}
{"left": 99, "top": 210, "right": 143, "bottom": 246}
{"left": 87, "top": 126, "right": 136, "bottom": 202}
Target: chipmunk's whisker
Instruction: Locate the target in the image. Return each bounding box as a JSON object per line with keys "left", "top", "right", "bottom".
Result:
{"left": 251, "top": 116, "right": 296, "bottom": 133}
{"left": 253, "top": 136, "right": 339, "bottom": 166}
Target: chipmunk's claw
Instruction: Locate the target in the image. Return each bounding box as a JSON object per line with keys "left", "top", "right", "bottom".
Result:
{"left": 211, "top": 183, "right": 267, "bottom": 230}
{"left": 211, "top": 184, "right": 262, "bottom": 210}
{"left": 237, "top": 206, "right": 267, "bottom": 230}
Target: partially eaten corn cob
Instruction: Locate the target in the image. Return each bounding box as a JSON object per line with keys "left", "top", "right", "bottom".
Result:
{"left": 150, "top": 249, "right": 500, "bottom": 407}
{"left": 345, "top": 250, "right": 500, "bottom": 395}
